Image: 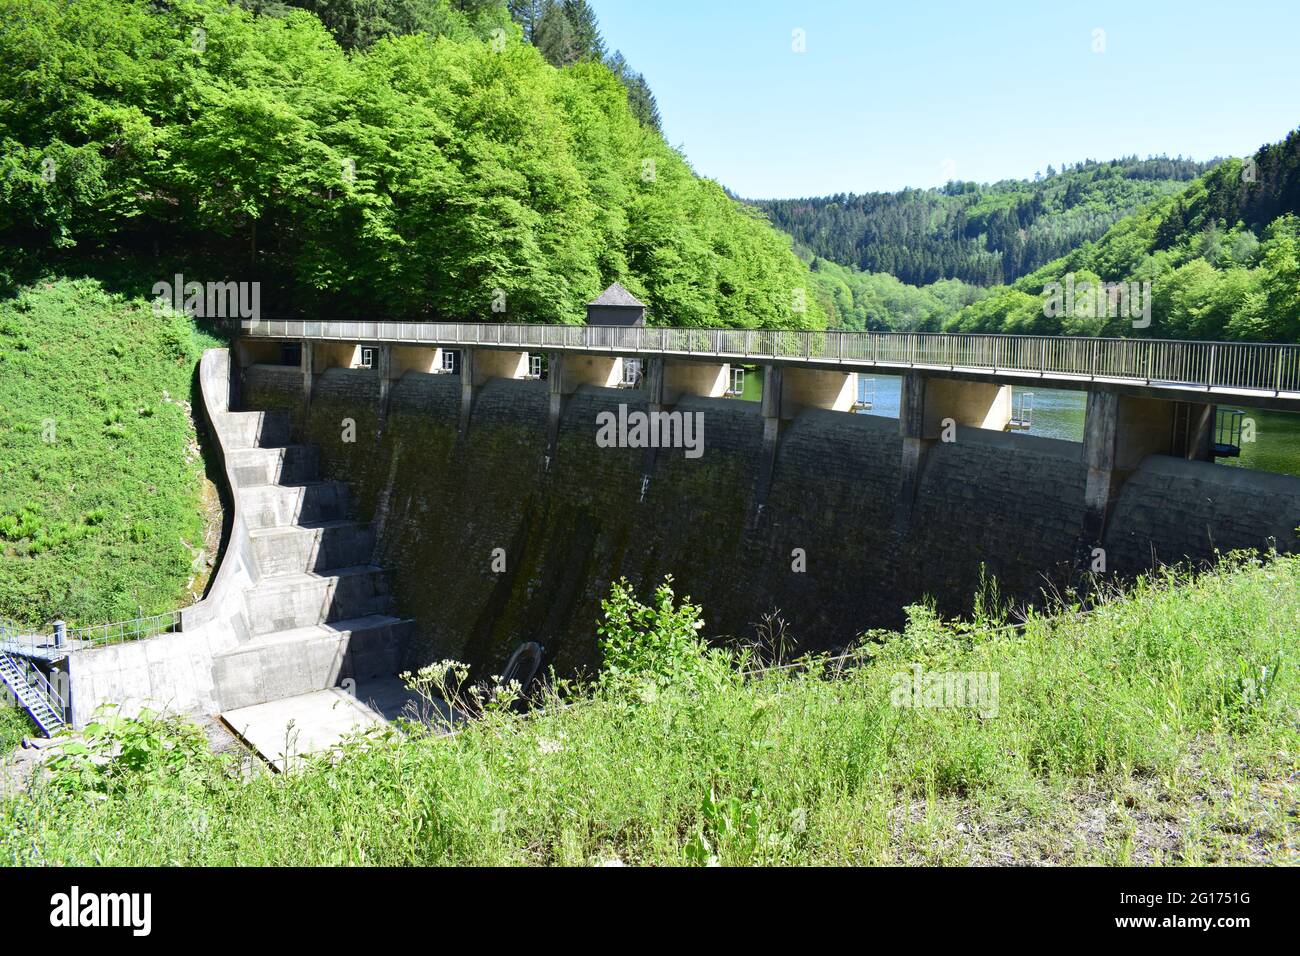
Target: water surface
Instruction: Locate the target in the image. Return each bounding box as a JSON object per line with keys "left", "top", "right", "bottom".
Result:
{"left": 740, "top": 367, "right": 1300, "bottom": 478}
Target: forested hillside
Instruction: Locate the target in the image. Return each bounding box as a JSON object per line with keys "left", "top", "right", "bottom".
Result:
{"left": 946, "top": 129, "right": 1300, "bottom": 343}
{"left": 807, "top": 257, "right": 989, "bottom": 332}
{"left": 0, "top": 0, "right": 820, "bottom": 329}
{"left": 263, "top": 1, "right": 663, "bottom": 131}
{"left": 759, "top": 157, "right": 1213, "bottom": 287}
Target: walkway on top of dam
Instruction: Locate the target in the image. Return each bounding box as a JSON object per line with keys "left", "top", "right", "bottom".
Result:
{"left": 234, "top": 320, "right": 1300, "bottom": 411}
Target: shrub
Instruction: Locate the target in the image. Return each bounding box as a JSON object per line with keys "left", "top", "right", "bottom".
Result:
{"left": 597, "top": 576, "right": 734, "bottom": 699}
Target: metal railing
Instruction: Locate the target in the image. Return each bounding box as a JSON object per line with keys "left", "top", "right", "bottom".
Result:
{"left": 0, "top": 647, "right": 66, "bottom": 733}
{"left": 854, "top": 376, "right": 875, "bottom": 409}
{"left": 0, "top": 620, "right": 69, "bottom": 732}
{"left": 236, "top": 320, "right": 1300, "bottom": 398}
{"left": 1215, "top": 408, "right": 1245, "bottom": 457}
{"left": 65, "top": 611, "right": 181, "bottom": 647}
{"left": 0, "top": 619, "right": 64, "bottom": 660}
{"left": 1009, "top": 391, "right": 1034, "bottom": 430}
{"left": 0, "top": 611, "right": 181, "bottom": 658}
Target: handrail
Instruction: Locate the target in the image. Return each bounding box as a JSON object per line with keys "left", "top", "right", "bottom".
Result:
{"left": 0, "top": 611, "right": 180, "bottom": 656}
{"left": 0, "top": 650, "right": 66, "bottom": 732}
{"left": 0, "top": 623, "right": 67, "bottom": 729}
{"left": 13, "top": 655, "right": 63, "bottom": 717}
{"left": 0, "top": 619, "right": 60, "bottom": 659}
{"left": 65, "top": 610, "right": 181, "bottom": 646}
{"left": 232, "top": 320, "right": 1300, "bottom": 397}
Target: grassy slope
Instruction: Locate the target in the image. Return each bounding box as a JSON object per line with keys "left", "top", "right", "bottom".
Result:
{"left": 0, "top": 705, "right": 33, "bottom": 757}
{"left": 3, "top": 554, "right": 1296, "bottom": 865}
{"left": 0, "top": 277, "right": 221, "bottom": 626}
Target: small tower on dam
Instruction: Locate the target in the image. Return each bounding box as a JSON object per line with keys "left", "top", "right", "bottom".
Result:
{"left": 586, "top": 282, "right": 646, "bottom": 327}
{"left": 575, "top": 282, "right": 649, "bottom": 391}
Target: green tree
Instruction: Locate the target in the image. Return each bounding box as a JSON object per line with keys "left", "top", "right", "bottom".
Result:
{"left": 562, "top": 0, "right": 603, "bottom": 60}
{"left": 0, "top": 0, "right": 823, "bottom": 329}
{"left": 533, "top": 0, "right": 578, "bottom": 66}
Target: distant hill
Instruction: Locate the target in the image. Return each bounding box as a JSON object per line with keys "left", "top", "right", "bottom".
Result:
{"left": 946, "top": 129, "right": 1300, "bottom": 343}
{"left": 755, "top": 157, "right": 1216, "bottom": 287}
{"left": 804, "top": 257, "right": 989, "bottom": 332}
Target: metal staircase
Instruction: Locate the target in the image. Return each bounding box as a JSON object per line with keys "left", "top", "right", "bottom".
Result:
{"left": 0, "top": 649, "right": 65, "bottom": 736}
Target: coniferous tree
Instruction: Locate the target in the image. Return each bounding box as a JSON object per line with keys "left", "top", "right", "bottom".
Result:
{"left": 756, "top": 157, "right": 1215, "bottom": 286}
{"left": 533, "top": 0, "right": 578, "bottom": 66}
{"left": 606, "top": 50, "right": 662, "bottom": 132}
{"left": 562, "top": 0, "right": 604, "bottom": 60}
{"left": 508, "top": 0, "right": 546, "bottom": 41}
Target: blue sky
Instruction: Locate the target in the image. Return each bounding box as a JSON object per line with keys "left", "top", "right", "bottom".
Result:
{"left": 591, "top": 0, "right": 1300, "bottom": 198}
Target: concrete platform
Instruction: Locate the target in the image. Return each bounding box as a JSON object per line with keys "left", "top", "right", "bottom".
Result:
{"left": 222, "top": 676, "right": 423, "bottom": 771}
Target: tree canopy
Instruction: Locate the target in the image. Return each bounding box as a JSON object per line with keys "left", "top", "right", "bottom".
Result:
{"left": 757, "top": 157, "right": 1216, "bottom": 287}
{"left": 944, "top": 132, "right": 1300, "bottom": 343}
{"left": 0, "top": 0, "right": 820, "bottom": 329}
{"left": 765, "top": 136, "right": 1299, "bottom": 342}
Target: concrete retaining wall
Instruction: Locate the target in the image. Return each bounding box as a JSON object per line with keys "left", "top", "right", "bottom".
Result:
{"left": 69, "top": 353, "right": 1300, "bottom": 727}
{"left": 280, "top": 372, "right": 1300, "bottom": 681}
{"left": 67, "top": 349, "right": 256, "bottom": 727}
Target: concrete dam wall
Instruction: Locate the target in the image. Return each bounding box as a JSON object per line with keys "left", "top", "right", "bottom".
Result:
{"left": 243, "top": 364, "right": 1300, "bottom": 677}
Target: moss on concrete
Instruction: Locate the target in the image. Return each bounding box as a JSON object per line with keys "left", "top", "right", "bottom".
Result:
{"left": 242, "top": 366, "right": 1300, "bottom": 680}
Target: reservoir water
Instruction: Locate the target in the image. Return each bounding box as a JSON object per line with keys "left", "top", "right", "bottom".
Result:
{"left": 738, "top": 368, "right": 1300, "bottom": 478}
{"left": 874, "top": 378, "right": 1300, "bottom": 478}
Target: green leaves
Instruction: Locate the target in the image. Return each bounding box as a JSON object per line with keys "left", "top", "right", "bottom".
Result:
{"left": 0, "top": 0, "right": 823, "bottom": 328}
{"left": 597, "top": 575, "right": 733, "bottom": 699}
{"left": 44, "top": 708, "right": 224, "bottom": 796}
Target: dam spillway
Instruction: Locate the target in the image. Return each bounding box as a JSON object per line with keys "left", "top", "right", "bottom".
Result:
{"left": 240, "top": 361, "right": 1300, "bottom": 678}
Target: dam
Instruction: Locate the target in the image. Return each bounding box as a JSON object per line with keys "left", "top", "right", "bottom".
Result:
{"left": 5, "top": 322, "right": 1300, "bottom": 745}
{"left": 230, "top": 321, "right": 1300, "bottom": 677}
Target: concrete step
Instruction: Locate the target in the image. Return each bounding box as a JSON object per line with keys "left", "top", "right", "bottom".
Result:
{"left": 249, "top": 520, "right": 374, "bottom": 577}
{"left": 244, "top": 565, "right": 394, "bottom": 635}
{"left": 220, "top": 410, "right": 292, "bottom": 450}
{"left": 228, "top": 445, "right": 320, "bottom": 488}
{"left": 239, "top": 480, "right": 348, "bottom": 530}
{"left": 213, "top": 615, "right": 414, "bottom": 712}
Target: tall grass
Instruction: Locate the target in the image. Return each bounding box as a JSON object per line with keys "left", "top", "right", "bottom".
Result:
{"left": 2, "top": 554, "right": 1296, "bottom": 866}
{"left": 0, "top": 705, "right": 33, "bottom": 758}
{"left": 0, "top": 277, "right": 221, "bottom": 625}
